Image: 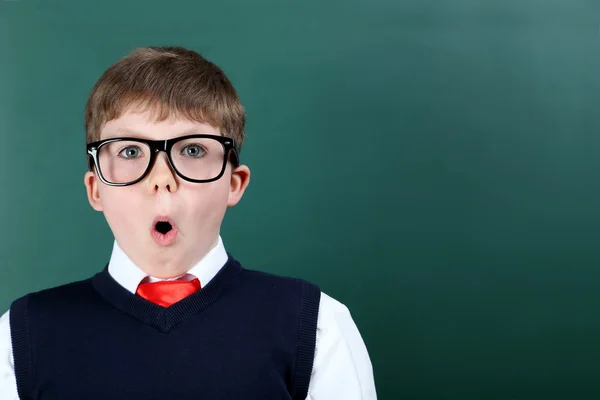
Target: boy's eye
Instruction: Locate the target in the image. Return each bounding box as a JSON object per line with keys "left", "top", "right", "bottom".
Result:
{"left": 181, "top": 144, "right": 205, "bottom": 158}
{"left": 119, "top": 146, "right": 143, "bottom": 158}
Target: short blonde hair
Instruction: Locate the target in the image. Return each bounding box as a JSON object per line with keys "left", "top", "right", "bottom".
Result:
{"left": 84, "top": 46, "right": 245, "bottom": 150}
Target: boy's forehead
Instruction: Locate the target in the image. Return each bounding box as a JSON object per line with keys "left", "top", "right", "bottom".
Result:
{"left": 100, "top": 109, "right": 220, "bottom": 141}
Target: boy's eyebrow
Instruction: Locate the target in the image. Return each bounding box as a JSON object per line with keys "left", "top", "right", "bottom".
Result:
{"left": 99, "top": 127, "right": 145, "bottom": 139}
{"left": 104, "top": 127, "right": 220, "bottom": 140}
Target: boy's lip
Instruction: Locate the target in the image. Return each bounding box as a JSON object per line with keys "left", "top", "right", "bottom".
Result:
{"left": 150, "top": 216, "right": 179, "bottom": 246}
{"left": 152, "top": 215, "right": 177, "bottom": 229}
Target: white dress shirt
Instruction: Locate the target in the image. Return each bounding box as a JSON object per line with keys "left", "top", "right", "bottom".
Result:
{"left": 0, "top": 236, "right": 377, "bottom": 399}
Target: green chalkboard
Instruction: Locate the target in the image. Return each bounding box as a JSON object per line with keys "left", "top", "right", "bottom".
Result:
{"left": 2, "top": 0, "right": 600, "bottom": 398}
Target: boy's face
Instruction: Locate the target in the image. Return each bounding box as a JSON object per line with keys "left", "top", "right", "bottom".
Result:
{"left": 84, "top": 108, "right": 250, "bottom": 277}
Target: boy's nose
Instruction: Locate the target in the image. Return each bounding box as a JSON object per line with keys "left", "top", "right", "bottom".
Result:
{"left": 146, "top": 152, "right": 178, "bottom": 193}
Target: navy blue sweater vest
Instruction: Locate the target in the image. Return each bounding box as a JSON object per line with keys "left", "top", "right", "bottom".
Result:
{"left": 9, "top": 255, "right": 321, "bottom": 400}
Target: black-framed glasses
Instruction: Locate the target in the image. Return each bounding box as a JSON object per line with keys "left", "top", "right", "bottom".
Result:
{"left": 86, "top": 134, "right": 240, "bottom": 186}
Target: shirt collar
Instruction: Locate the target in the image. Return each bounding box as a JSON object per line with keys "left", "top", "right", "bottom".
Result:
{"left": 107, "top": 235, "right": 229, "bottom": 294}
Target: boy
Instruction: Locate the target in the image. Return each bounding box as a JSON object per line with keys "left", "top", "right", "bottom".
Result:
{"left": 0, "top": 46, "right": 377, "bottom": 399}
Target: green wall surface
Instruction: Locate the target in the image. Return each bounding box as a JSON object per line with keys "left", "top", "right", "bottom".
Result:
{"left": 2, "top": 1, "right": 600, "bottom": 398}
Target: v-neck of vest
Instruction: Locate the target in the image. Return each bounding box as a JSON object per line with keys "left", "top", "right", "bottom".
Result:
{"left": 91, "top": 255, "right": 243, "bottom": 332}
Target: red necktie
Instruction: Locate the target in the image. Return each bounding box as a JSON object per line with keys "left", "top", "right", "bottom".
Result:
{"left": 136, "top": 278, "right": 201, "bottom": 307}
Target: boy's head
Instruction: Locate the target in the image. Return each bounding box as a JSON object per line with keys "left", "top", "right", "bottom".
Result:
{"left": 83, "top": 46, "right": 250, "bottom": 278}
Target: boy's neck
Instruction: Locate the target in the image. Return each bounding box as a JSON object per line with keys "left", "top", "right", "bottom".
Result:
{"left": 145, "top": 237, "right": 220, "bottom": 279}
{"left": 108, "top": 235, "right": 227, "bottom": 293}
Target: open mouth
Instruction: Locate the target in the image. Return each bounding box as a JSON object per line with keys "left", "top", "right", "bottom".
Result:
{"left": 155, "top": 221, "right": 172, "bottom": 235}
{"left": 151, "top": 217, "right": 178, "bottom": 246}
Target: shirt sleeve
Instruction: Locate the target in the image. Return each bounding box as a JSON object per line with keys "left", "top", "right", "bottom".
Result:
{"left": 306, "top": 293, "right": 377, "bottom": 400}
{"left": 0, "top": 311, "right": 19, "bottom": 400}
{"left": 0, "top": 310, "right": 19, "bottom": 400}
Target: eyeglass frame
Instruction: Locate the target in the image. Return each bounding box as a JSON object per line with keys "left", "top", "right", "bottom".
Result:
{"left": 86, "top": 134, "right": 240, "bottom": 187}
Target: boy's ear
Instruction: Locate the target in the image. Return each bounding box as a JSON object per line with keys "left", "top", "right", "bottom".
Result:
{"left": 84, "top": 171, "right": 103, "bottom": 211}
{"left": 228, "top": 164, "right": 250, "bottom": 207}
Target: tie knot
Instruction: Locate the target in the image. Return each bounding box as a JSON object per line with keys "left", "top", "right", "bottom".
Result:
{"left": 136, "top": 278, "right": 201, "bottom": 307}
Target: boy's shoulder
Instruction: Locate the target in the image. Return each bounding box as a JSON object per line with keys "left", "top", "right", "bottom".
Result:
{"left": 238, "top": 263, "right": 319, "bottom": 286}
{"left": 10, "top": 275, "right": 97, "bottom": 311}
{"left": 235, "top": 259, "right": 322, "bottom": 297}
